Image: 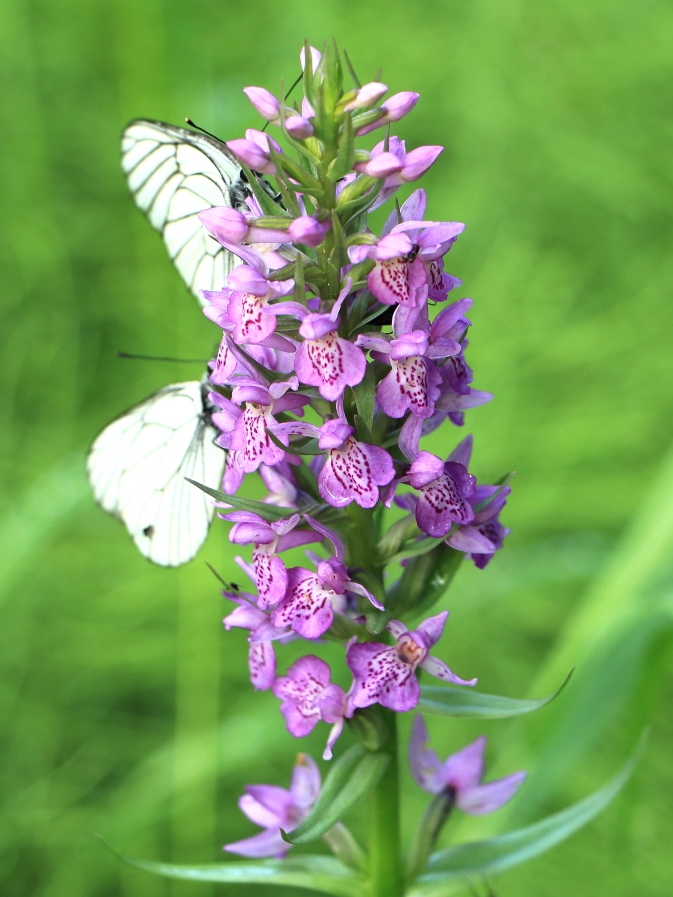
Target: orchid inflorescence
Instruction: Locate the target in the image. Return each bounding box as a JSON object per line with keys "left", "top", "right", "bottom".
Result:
{"left": 197, "top": 40, "right": 524, "bottom": 886}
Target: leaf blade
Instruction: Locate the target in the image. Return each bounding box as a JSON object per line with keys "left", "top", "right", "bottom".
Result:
{"left": 285, "top": 745, "right": 390, "bottom": 845}
{"left": 110, "top": 849, "right": 367, "bottom": 897}
{"left": 418, "top": 671, "right": 573, "bottom": 719}
{"left": 185, "top": 479, "right": 296, "bottom": 521}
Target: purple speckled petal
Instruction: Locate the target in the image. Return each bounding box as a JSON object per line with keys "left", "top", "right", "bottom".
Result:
{"left": 210, "top": 333, "right": 238, "bottom": 385}
{"left": 457, "top": 771, "right": 527, "bottom": 815}
{"left": 253, "top": 547, "right": 288, "bottom": 609}
{"left": 271, "top": 568, "right": 335, "bottom": 638}
{"left": 347, "top": 641, "right": 420, "bottom": 711}
{"left": 377, "top": 356, "right": 442, "bottom": 419}
{"left": 230, "top": 406, "right": 286, "bottom": 472}
{"left": 273, "top": 655, "right": 330, "bottom": 737}
{"left": 368, "top": 255, "right": 425, "bottom": 307}
{"left": 294, "top": 333, "right": 366, "bottom": 400}
{"left": 420, "top": 654, "right": 478, "bottom": 687}
{"left": 319, "top": 438, "right": 394, "bottom": 509}
{"left": 248, "top": 641, "right": 276, "bottom": 690}
{"left": 408, "top": 715, "right": 445, "bottom": 794}
{"left": 415, "top": 471, "right": 475, "bottom": 537}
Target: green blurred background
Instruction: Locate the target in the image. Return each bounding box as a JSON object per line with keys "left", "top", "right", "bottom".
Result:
{"left": 2, "top": 0, "right": 673, "bottom": 894}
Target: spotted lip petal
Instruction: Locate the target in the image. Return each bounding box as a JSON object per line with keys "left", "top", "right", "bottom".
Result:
{"left": 271, "top": 567, "right": 335, "bottom": 639}
{"left": 294, "top": 331, "right": 367, "bottom": 401}
{"left": 319, "top": 437, "right": 395, "bottom": 509}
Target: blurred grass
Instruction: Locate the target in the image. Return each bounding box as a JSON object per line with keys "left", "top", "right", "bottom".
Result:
{"left": 1, "top": 0, "right": 673, "bottom": 894}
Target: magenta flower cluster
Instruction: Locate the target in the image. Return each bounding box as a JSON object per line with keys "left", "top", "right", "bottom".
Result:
{"left": 197, "top": 44, "right": 522, "bottom": 858}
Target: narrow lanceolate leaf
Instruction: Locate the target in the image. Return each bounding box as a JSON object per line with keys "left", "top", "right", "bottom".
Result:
{"left": 418, "top": 670, "right": 573, "bottom": 719}
{"left": 185, "top": 479, "right": 295, "bottom": 521}
{"left": 111, "top": 850, "right": 367, "bottom": 897}
{"left": 284, "top": 745, "right": 390, "bottom": 845}
{"left": 352, "top": 363, "right": 376, "bottom": 433}
{"left": 405, "top": 736, "right": 645, "bottom": 897}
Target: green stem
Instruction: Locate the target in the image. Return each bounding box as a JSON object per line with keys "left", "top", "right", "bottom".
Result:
{"left": 369, "top": 710, "right": 403, "bottom": 897}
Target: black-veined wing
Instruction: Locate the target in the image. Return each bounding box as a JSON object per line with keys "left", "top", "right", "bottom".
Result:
{"left": 87, "top": 380, "right": 225, "bottom": 566}
{"left": 121, "top": 119, "right": 248, "bottom": 304}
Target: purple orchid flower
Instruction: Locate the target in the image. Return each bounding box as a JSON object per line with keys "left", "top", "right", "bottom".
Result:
{"left": 406, "top": 449, "right": 476, "bottom": 538}
{"left": 271, "top": 546, "right": 383, "bottom": 640}
{"left": 409, "top": 716, "right": 526, "bottom": 814}
{"left": 224, "top": 753, "right": 321, "bottom": 858}
{"left": 272, "top": 655, "right": 350, "bottom": 759}
{"left": 438, "top": 437, "right": 511, "bottom": 567}
{"left": 347, "top": 612, "right": 477, "bottom": 712}
{"left": 272, "top": 408, "right": 395, "bottom": 509}
{"left": 210, "top": 371, "right": 309, "bottom": 483}
{"left": 221, "top": 511, "right": 322, "bottom": 608}
{"left": 348, "top": 218, "right": 464, "bottom": 308}
{"left": 293, "top": 278, "right": 367, "bottom": 400}
{"left": 356, "top": 300, "right": 467, "bottom": 420}
{"left": 200, "top": 248, "right": 305, "bottom": 348}
{"left": 223, "top": 590, "right": 293, "bottom": 690}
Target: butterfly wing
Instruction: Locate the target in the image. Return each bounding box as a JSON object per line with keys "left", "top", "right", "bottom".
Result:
{"left": 87, "top": 381, "right": 225, "bottom": 566}
{"left": 121, "top": 119, "right": 246, "bottom": 304}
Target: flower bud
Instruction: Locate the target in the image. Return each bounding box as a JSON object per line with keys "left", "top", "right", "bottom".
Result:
{"left": 355, "top": 151, "right": 403, "bottom": 179}
{"left": 198, "top": 206, "right": 250, "bottom": 244}
{"left": 226, "top": 138, "right": 275, "bottom": 174}
{"left": 397, "top": 145, "right": 443, "bottom": 183}
{"left": 288, "top": 215, "right": 330, "bottom": 247}
{"left": 243, "top": 86, "right": 281, "bottom": 122}
{"left": 357, "top": 91, "right": 420, "bottom": 136}
{"left": 302, "top": 97, "right": 316, "bottom": 118}
{"left": 300, "top": 45, "right": 321, "bottom": 73}
{"left": 344, "top": 81, "right": 388, "bottom": 111}
{"left": 285, "top": 115, "right": 315, "bottom": 139}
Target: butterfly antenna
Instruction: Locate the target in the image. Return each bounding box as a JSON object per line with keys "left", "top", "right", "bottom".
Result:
{"left": 185, "top": 118, "right": 222, "bottom": 141}
{"left": 116, "top": 351, "right": 208, "bottom": 363}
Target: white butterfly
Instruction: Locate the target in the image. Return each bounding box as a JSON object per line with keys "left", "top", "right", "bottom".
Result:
{"left": 120, "top": 118, "right": 251, "bottom": 302}
{"left": 87, "top": 119, "right": 253, "bottom": 564}
{"left": 87, "top": 379, "right": 225, "bottom": 567}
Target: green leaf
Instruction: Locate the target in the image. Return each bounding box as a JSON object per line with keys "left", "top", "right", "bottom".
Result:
{"left": 406, "top": 736, "right": 645, "bottom": 896}
{"left": 352, "top": 364, "right": 376, "bottom": 433}
{"left": 284, "top": 745, "right": 390, "bottom": 845}
{"left": 378, "top": 514, "right": 421, "bottom": 561}
{"left": 386, "top": 545, "right": 463, "bottom": 620}
{"left": 185, "top": 479, "right": 295, "bottom": 521}
{"left": 328, "top": 113, "right": 356, "bottom": 181}
{"left": 240, "top": 165, "right": 284, "bottom": 216}
{"left": 108, "top": 846, "right": 367, "bottom": 897}
{"left": 418, "top": 670, "right": 574, "bottom": 719}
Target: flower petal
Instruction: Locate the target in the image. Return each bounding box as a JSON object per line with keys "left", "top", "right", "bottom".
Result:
{"left": 408, "top": 715, "right": 445, "bottom": 794}
{"left": 456, "top": 771, "right": 527, "bottom": 815}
